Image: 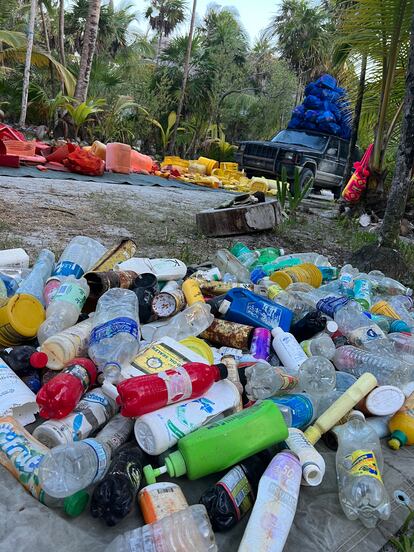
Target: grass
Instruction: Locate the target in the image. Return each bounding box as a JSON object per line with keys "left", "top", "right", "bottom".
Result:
{"left": 0, "top": 220, "right": 24, "bottom": 251}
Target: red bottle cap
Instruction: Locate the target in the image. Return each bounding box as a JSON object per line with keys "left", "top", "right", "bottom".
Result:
{"left": 30, "top": 351, "right": 48, "bottom": 369}
{"left": 66, "top": 357, "right": 98, "bottom": 387}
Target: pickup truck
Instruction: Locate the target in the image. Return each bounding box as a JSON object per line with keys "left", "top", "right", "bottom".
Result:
{"left": 236, "top": 129, "right": 358, "bottom": 196}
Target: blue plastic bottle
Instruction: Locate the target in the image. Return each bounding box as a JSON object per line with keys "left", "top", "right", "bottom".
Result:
{"left": 268, "top": 394, "right": 315, "bottom": 429}
{"left": 218, "top": 288, "right": 293, "bottom": 331}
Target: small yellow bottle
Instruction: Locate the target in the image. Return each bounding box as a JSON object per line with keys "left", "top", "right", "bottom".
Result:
{"left": 182, "top": 279, "right": 205, "bottom": 305}
{"left": 388, "top": 392, "right": 414, "bottom": 450}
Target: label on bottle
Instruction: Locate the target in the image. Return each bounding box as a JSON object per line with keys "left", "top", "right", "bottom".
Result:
{"left": 271, "top": 394, "right": 313, "bottom": 428}
{"left": 347, "top": 324, "right": 385, "bottom": 347}
{"left": 83, "top": 439, "right": 109, "bottom": 483}
{"left": 217, "top": 465, "right": 254, "bottom": 520}
{"left": 347, "top": 450, "right": 382, "bottom": 482}
{"left": 339, "top": 274, "right": 354, "bottom": 289}
{"left": 64, "top": 363, "right": 90, "bottom": 392}
{"left": 301, "top": 340, "right": 312, "bottom": 356}
{"left": 317, "top": 296, "right": 350, "bottom": 317}
{"left": 53, "top": 282, "right": 87, "bottom": 309}
{"left": 245, "top": 301, "right": 283, "bottom": 328}
{"left": 90, "top": 317, "right": 138, "bottom": 345}
{"left": 53, "top": 261, "right": 84, "bottom": 279}
{"left": 69, "top": 390, "right": 114, "bottom": 441}
{"left": 279, "top": 373, "right": 299, "bottom": 391}
{"left": 132, "top": 342, "right": 194, "bottom": 374}
{"left": 158, "top": 367, "right": 193, "bottom": 403}
{"left": 353, "top": 280, "right": 372, "bottom": 308}
{"left": 97, "top": 418, "right": 133, "bottom": 454}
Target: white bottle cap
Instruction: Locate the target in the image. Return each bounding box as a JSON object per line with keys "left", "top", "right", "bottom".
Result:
{"left": 303, "top": 463, "right": 323, "bottom": 487}
{"left": 271, "top": 327, "right": 284, "bottom": 338}
{"left": 134, "top": 417, "right": 169, "bottom": 456}
{"left": 365, "top": 386, "right": 405, "bottom": 416}
{"left": 326, "top": 321, "right": 338, "bottom": 334}
{"left": 218, "top": 300, "right": 231, "bottom": 315}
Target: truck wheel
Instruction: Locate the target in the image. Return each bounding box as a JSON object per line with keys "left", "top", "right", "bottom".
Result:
{"left": 299, "top": 168, "right": 314, "bottom": 196}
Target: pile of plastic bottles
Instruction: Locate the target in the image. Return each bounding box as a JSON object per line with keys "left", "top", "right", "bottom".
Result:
{"left": 288, "top": 74, "right": 352, "bottom": 139}
{"left": 1, "top": 236, "right": 414, "bottom": 551}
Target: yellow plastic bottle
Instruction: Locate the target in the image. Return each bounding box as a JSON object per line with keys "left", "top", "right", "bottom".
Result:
{"left": 304, "top": 372, "right": 377, "bottom": 444}
{"left": 388, "top": 392, "right": 414, "bottom": 450}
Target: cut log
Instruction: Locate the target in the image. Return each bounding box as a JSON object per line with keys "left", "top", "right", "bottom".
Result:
{"left": 196, "top": 200, "right": 282, "bottom": 237}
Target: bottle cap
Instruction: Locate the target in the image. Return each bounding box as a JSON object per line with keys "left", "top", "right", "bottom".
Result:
{"left": 365, "top": 386, "right": 405, "bottom": 416}
{"left": 165, "top": 450, "right": 187, "bottom": 477}
{"left": 250, "top": 268, "right": 266, "bottom": 284}
{"left": 303, "top": 425, "right": 321, "bottom": 445}
{"left": 271, "top": 327, "right": 284, "bottom": 338}
{"left": 30, "top": 351, "right": 48, "bottom": 369}
{"left": 325, "top": 321, "right": 338, "bottom": 335}
{"left": 303, "top": 463, "right": 323, "bottom": 486}
{"left": 143, "top": 464, "right": 167, "bottom": 484}
{"left": 63, "top": 490, "right": 89, "bottom": 517}
{"left": 218, "top": 300, "right": 231, "bottom": 315}
{"left": 388, "top": 430, "right": 408, "bottom": 450}
{"left": 215, "top": 363, "right": 228, "bottom": 381}
{"left": 390, "top": 320, "right": 411, "bottom": 333}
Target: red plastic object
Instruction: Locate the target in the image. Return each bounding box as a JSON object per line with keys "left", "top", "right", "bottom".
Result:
{"left": 36, "top": 357, "right": 97, "bottom": 419}
{"left": 46, "top": 142, "right": 77, "bottom": 163}
{"left": 0, "top": 154, "right": 19, "bottom": 168}
{"left": 116, "top": 362, "right": 228, "bottom": 417}
{"left": 0, "top": 124, "right": 25, "bottom": 142}
{"left": 63, "top": 146, "right": 105, "bottom": 176}
{"left": 130, "top": 149, "right": 153, "bottom": 173}
{"left": 30, "top": 351, "right": 48, "bottom": 369}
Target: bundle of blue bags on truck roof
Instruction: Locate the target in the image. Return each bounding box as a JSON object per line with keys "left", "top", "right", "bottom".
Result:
{"left": 288, "top": 74, "right": 352, "bottom": 140}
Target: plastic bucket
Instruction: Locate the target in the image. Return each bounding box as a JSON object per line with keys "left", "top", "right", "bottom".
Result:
{"left": 197, "top": 157, "right": 219, "bottom": 176}
{"left": 0, "top": 294, "right": 45, "bottom": 346}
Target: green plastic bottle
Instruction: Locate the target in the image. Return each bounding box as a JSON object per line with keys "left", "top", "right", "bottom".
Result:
{"left": 143, "top": 401, "right": 288, "bottom": 483}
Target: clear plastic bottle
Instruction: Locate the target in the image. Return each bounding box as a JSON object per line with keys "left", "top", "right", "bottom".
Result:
{"left": 52, "top": 236, "right": 106, "bottom": 279}
{"left": 104, "top": 505, "right": 217, "bottom": 552}
{"left": 299, "top": 356, "right": 336, "bottom": 396}
{"left": 333, "top": 345, "right": 412, "bottom": 387}
{"left": 152, "top": 302, "right": 214, "bottom": 342}
{"left": 334, "top": 301, "right": 386, "bottom": 347}
{"left": 88, "top": 288, "right": 140, "bottom": 382}
{"left": 40, "top": 318, "right": 93, "bottom": 370}
{"left": 273, "top": 290, "right": 311, "bottom": 322}
{"left": 366, "top": 270, "right": 412, "bottom": 296}
{"left": 37, "top": 277, "right": 90, "bottom": 344}
{"left": 353, "top": 275, "right": 373, "bottom": 310}
{"left": 339, "top": 264, "right": 359, "bottom": 296}
{"left": 213, "top": 250, "right": 251, "bottom": 283}
{"left": 387, "top": 297, "right": 414, "bottom": 330}
{"left": 39, "top": 438, "right": 111, "bottom": 498}
{"left": 17, "top": 249, "right": 55, "bottom": 305}
{"left": 244, "top": 361, "right": 299, "bottom": 400}
{"left": 335, "top": 417, "right": 391, "bottom": 528}
{"left": 276, "top": 252, "right": 331, "bottom": 266}
{"left": 301, "top": 334, "right": 336, "bottom": 360}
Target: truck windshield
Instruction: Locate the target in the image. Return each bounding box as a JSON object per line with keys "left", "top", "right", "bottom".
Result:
{"left": 271, "top": 130, "right": 328, "bottom": 151}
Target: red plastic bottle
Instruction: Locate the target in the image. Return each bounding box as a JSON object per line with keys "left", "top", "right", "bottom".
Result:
{"left": 36, "top": 357, "right": 97, "bottom": 419}
{"left": 116, "top": 362, "right": 228, "bottom": 417}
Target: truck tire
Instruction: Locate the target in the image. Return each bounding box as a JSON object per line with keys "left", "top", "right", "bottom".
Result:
{"left": 299, "top": 168, "right": 314, "bottom": 196}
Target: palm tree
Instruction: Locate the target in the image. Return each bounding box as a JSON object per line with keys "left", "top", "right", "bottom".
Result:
{"left": 145, "top": 0, "right": 187, "bottom": 59}
{"left": 169, "top": 0, "right": 196, "bottom": 153}
{"left": 74, "top": 0, "right": 101, "bottom": 103}
{"left": 19, "top": 0, "right": 37, "bottom": 126}
{"left": 59, "top": 0, "right": 66, "bottom": 67}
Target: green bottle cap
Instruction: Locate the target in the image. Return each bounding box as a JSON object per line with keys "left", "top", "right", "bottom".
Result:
{"left": 63, "top": 490, "right": 89, "bottom": 517}
{"left": 388, "top": 430, "right": 408, "bottom": 450}
{"left": 165, "top": 450, "right": 187, "bottom": 477}
{"left": 143, "top": 464, "right": 164, "bottom": 484}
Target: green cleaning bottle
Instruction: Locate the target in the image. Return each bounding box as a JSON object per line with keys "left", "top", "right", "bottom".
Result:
{"left": 143, "top": 401, "right": 288, "bottom": 483}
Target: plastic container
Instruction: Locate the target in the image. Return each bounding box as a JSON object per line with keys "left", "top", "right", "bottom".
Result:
{"left": 197, "top": 156, "right": 219, "bottom": 175}
{"left": 364, "top": 385, "right": 405, "bottom": 416}
{"left": 143, "top": 401, "right": 288, "bottom": 482}
{"left": 243, "top": 361, "right": 298, "bottom": 400}
{"left": 353, "top": 277, "right": 373, "bottom": 310}
{"left": 40, "top": 318, "right": 93, "bottom": 370}
{"left": 268, "top": 393, "right": 315, "bottom": 429}
{"left": 0, "top": 294, "right": 45, "bottom": 347}
{"left": 138, "top": 482, "right": 189, "bottom": 524}
{"left": 388, "top": 392, "right": 414, "bottom": 449}
{"left": 213, "top": 250, "right": 251, "bottom": 283}
{"left": 182, "top": 278, "right": 205, "bottom": 305}
{"left": 250, "top": 328, "right": 272, "bottom": 360}
{"left": 301, "top": 333, "right": 336, "bottom": 360}
{"left": 17, "top": 249, "right": 55, "bottom": 305}
{"left": 271, "top": 327, "right": 308, "bottom": 374}
{"left": 151, "top": 303, "right": 214, "bottom": 342}
{"left": 52, "top": 236, "right": 106, "bottom": 279}
{"left": 285, "top": 428, "right": 325, "bottom": 486}
{"left": 106, "top": 142, "right": 131, "bottom": 174}
{"left": 0, "top": 248, "right": 29, "bottom": 269}
{"left": 118, "top": 257, "right": 187, "bottom": 281}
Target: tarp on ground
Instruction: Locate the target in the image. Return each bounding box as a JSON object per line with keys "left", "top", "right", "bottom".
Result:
{"left": 0, "top": 440, "right": 413, "bottom": 552}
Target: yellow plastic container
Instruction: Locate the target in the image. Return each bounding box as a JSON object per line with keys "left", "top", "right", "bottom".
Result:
{"left": 371, "top": 300, "right": 401, "bottom": 320}
{"left": 90, "top": 140, "right": 106, "bottom": 161}
{"left": 220, "top": 162, "right": 238, "bottom": 172}
{"left": 270, "top": 264, "right": 323, "bottom": 289}
{"left": 182, "top": 279, "right": 205, "bottom": 305}
{"left": 179, "top": 337, "right": 214, "bottom": 365}
{"left": 304, "top": 373, "right": 377, "bottom": 444}
{"left": 188, "top": 162, "right": 207, "bottom": 176}
{"left": 0, "top": 294, "right": 45, "bottom": 346}
{"left": 250, "top": 178, "right": 269, "bottom": 193}
{"left": 197, "top": 157, "right": 219, "bottom": 176}
{"left": 388, "top": 392, "right": 414, "bottom": 450}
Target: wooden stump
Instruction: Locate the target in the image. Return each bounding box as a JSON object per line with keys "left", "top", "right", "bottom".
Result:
{"left": 196, "top": 200, "right": 282, "bottom": 237}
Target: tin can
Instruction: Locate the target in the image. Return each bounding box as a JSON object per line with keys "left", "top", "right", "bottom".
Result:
{"left": 152, "top": 289, "right": 186, "bottom": 318}
{"left": 250, "top": 328, "right": 271, "bottom": 361}
{"left": 200, "top": 318, "right": 254, "bottom": 349}
{"left": 84, "top": 270, "right": 138, "bottom": 313}
{"left": 89, "top": 238, "right": 137, "bottom": 272}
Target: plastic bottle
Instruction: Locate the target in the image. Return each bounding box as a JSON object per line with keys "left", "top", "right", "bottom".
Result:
{"left": 88, "top": 288, "right": 140, "bottom": 382}
{"left": 277, "top": 252, "right": 331, "bottom": 265}
{"left": 52, "top": 236, "right": 106, "bottom": 279}
{"left": 104, "top": 505, "right": 217, "bottom": 552}
{"left": 39, "top": 438, "right": 112, "bottom": 498}
{"left": 290, "top": 310, "right": 328, "bottom": 342}
{"left": 134, "top": 380, "right": 241, "bottom": 455}
{"left": 250, "top": 258, "right": 302, "bottom": 283}
{"left": 230, "top": 242, "right": 259, "bottom": 268}
{"left": 285, "top": 428, "right": 326, "bottom": 486}
{"left": 116, "top": 362, "right": 228, "bottom": 417}
{"left": 94, "top": 413, "right": 134, "bottom": 455}
{"left": 299, "top": 356, "right": 336, "bottom": 397}
{"left": 139, "top": 482, "right": 189, "bottom": 523}
{"left": 0, "top": 345, "right": 48, "bottom": 375}
{"left": 366, "top": 270, "right": 412, "bottom": 296}
{"left": 213, "top": 250, "right": 251, "bottom": 283}
{"left": 200, "top": 452, "right": 270, "bottom": 531}
{"left": 33, "top": 387, "right": 117, "bottom": 447}
{"left": 238, "top": 451, "right": 302, "bottom": 552}
{"left": 17, "top": 249, "right": 55, "bottom": 305}
{"left": 388, "top": 392, "right": 414, "bottom": 449}
{"left": 219, "top": 288, "right": 293, "bottom": 331}
{"left": 40, "top": 318, "right": 93, "bottom": 370}
{"left": 37, "top": 277, "right": 90, "bottom": 344}
{"left": 271, "top": 290, "right": 311, "bottom": 322}
{"left": 36, "top": 358, "right": 97, "bottom": 419}
{"left": 339, "top": 264, "right": 359, "bottom": 295}
{"left": 252, "top": 247, "right": 284, "bottom": 267}
{"left": 268, "top": 394, "right": 316, "bottom": 429}
{"left": 387, "top": 297, "right": 414, "bottom": 330}
{"left": 243, "top": 361, "right": 298, "bottom": 400}
{"left": 335, "top": 417, "right": 391, "bottom": 528}
{"left": 304, "top": 373, "right": 378, "bottom": 444}
{"left": 143, "top": 401, "right": 288, "bottom": 482}
{"left": 301, "top": 333, "right": 336, "bottom": 360}
{"left": 333, "top": 345, "right": 412, "bottom": 387}
{"left": 271, "top": 327, "right": 308, "bottom": 374}
{"left": 152, "top": 302, "right": 214, "bottom": 342}
{"left": 334, "top": 301, "right": 386, "bottom": 347}
{"left": 90, "top": 443, "right": 146, "bottom": 526}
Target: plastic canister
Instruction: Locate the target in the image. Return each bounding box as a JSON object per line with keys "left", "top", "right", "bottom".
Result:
{"left": 138, "top": 482, "right": 188, "bottom": 524}
{"left": 0, "top": 294, "right": 45, "bottom": 346}
{"left": 106, "top": 143, "right": 131, "bottom": 174}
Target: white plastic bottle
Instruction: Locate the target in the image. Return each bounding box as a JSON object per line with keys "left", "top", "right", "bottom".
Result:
{"left": 134, "top": 380, "right": 241, "bottom": 455}
{"left": 52, "top": 236, "right": 106, "bottom": 279}
{"left": 105, "top": 505, "right": 217, "bottom": 552}
{"left": 301, "top": 334, "right": 336, "bottom": 360}
{"left": 37, "top": 277, "right": 90, "bottom": 344}
{"left": 238, "top": 451, "right": 302, "bottom": 552}
{"left": 285, "top": 428, "right": 325, "bottom": 486}
{"left": 271, "top": 327, "right": 308, "bottom": 375}
{"left": 335, "top": 417, "right": 391, "bottom": 528}
{"left": 40, "top": 318, "right": 93, "bottom": 370}
{"left": 17, "top": 249, "right": 55, "bottom": 305}
{"left": 152, "top": 302, "right": 214, "bottom": 342}
{"left": 88, "top": 288, "right": 140, "bottom": 382}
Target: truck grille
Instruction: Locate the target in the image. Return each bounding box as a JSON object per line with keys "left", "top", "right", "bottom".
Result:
{"left": 245, "top": 143, "right": 276, "bottom": 159}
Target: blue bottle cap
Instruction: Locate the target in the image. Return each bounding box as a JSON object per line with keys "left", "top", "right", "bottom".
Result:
{"left": 250, "top": 268, "right": 266, "bottom": 284}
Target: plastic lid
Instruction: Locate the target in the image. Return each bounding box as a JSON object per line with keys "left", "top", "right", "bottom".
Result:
{"left": 271, "top": 327, "right": 284, "bottom": 338}
{"left": 388, "top": 430, "right": 408, "bottom": 450}
{"left": 63, "top": 490, "right": 89, "bottom": 517}
{"left": 165, "top": 450, "right": 187, "bottom": 477}
{"left": 303, "top": 463, "right": 323, "bottom": 486}
{"left": 218, "top": 300, "right": 231, "bottom": 315}
{"left": 5, "top": 294, "right": 45, "bottom": 337}
{"left": 269, "top": 271, "right": 292, "bottom": 289}
{"left": 326, "top": 321, "right": 338, "bottom": 334}
{"left": 250, "top": 268, "right": 266, "bottom": 284}
{"left": 180, "top": 337, "right": 214, "bottom": 364}
{"left": 366, "top": 386, "right": 405, "bottom": 416}
{"left": 30, "top": 351, "right": 48, "bottom": 369}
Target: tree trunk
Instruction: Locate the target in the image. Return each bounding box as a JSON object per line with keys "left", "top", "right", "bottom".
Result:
{"left": 59, "top": 0, "right": 66, "bottom": 67}
{"left": 169, "top": 0, "right": 197, "bottom": 154}
{"left": 343, "top": 53, "right": 367, "bottom": 187}
{"left": 19, "top": 0, "right": 37, "bottom": 127}
{"left": 74, "top": 0, "right": 101, "bottom": 103}
{"left": 39, "top": 2, "right": 56, "bottom": 96}
{"left": 379, "top": 4, "right": 414, "bottom": 248}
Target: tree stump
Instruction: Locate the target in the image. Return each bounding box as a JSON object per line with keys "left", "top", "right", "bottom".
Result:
{"left": 196, "top": 199, "right": 282, "bottom": 237}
